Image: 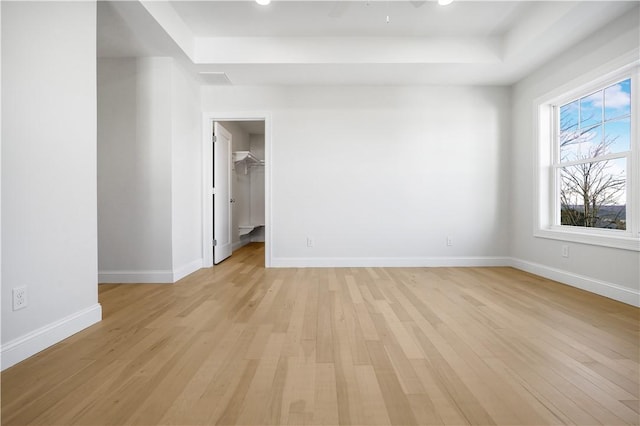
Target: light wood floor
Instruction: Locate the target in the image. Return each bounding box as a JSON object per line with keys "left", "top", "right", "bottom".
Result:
{"left": 2, "top": 243, "right": 639, "bottom": 425}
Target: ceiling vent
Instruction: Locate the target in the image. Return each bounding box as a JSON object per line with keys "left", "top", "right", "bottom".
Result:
{"left": 199, "top": 72, "right": 232, "bottom": 85}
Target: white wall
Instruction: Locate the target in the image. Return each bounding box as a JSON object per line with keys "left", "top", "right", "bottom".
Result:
{"left": 98, "top": 57, "right": 202, "bottom": 283}
{"left": 1, "top": 0, "right": 4, "bottom": 353}
{"left": 511, "top": 10, "right": 640, "bottom": 304}
{"left": 203, "top": 85, "right": 511, "bottom": 266}
{"left": 250, "top": 134, "right": 265, "bottom": 161}
{"left": 250, "top": 134, "right": 266, "bottom": 228}
{"left": 1, "top": 1, "right": 101, "bottom": 369}
{"left": 171, "top": 61, "right": 202, "bottom": 278}
{"left": 98, "top": 57, "right": 173, "bottom": 281}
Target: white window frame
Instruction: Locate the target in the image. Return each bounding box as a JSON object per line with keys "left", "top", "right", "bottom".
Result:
{"left": 534, "top": 60, "right": 640, "bottom": 252}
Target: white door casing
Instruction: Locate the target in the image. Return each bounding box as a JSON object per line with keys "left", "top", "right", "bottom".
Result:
{"left": 213, "top": 122, "right": 233, "bottom": 264}
{"left": 202, "top": 113, "right": 271, "bottom": 268}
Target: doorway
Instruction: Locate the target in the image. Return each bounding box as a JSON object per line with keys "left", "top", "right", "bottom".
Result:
{"left": 202, "top": 114, "right": 271, "bottom": 268}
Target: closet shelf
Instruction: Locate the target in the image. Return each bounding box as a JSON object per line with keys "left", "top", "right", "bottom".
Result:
{"left": 238, "top": 224, "right": 264, "bottom": 237}
{"left": 238, "top": 226, "right": 255, "bottom": 237}
{"left": 233, "top": 151, "right": 264, "bottom": 175}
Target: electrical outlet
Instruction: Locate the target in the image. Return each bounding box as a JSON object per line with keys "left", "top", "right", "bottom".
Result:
{"left": 306, "top": 237, "right": 314, "bottom": 248}
{"left": 13, "top": 286, "right": 28, "bottom": 311}
{"left": 562, "top": 245, "right": 569, "bottom": 258}
{"left": 446, "top": 236, "right": 453, "bottom": 246}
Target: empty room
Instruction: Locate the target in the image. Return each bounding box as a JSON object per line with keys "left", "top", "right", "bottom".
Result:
{"left": 1, "top": 0, "right": 639, "bottom": 425}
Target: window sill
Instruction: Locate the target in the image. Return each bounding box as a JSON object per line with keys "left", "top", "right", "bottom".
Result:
{"left": 535, "top": 228, "right": 640, "bottom": 251}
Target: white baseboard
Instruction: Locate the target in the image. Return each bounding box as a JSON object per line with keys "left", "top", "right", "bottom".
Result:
{"left": 1, "top": 303, "right": 102, "bottom": 371}
{"left": 232, "top": 239, "right": 251, "bottom": 251}
{"left": 270, "top": 256, "right": 511, "bottom": 268}
{"left": 173, "top": 258, "right": 203, "bottom": 282}
{"left": 99, "top": 260, "right": 204, "bottom": 284}
{"left": 510, "top": 258, "right": 639, "bottom": 307}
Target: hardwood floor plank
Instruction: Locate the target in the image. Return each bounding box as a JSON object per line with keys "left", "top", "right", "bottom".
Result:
{"left": 236, "top": 333, "right": 286, "bottom": 425}
{"left": 331, "top": 289, "right": 367, "bottom": 426}
{"left": 264, "top": 355, "right": 289, "bottom": 425}
{"left": 301, "top": 273, "right": 319, "bottom": 342}
{"left": 338, "top": 294, "right": 371, "bottom": 365}
{"left": 409, "top": 359, "right": 471, "bottom": 426}
{"left": 216, "top": 359, "right": 259, "bottom": 425}
{"left": 408, "top": 323, "right": 497, "bottom": 425}
{"left": 582, "top": 360, "right": 640, "bottom": 398}
{"left": 280, "top": 349, "right": 316, "bottom": 425}
{"left": 124, "top": 330, "right": 221, "bottom": 425}
{"left": 281, "top": 273, "right": 309, "bottom": 358}
{"left": 313, "top": 363, "right": 339, "bottom": 425}
{"left": 245, "top": 324, "right": 275, "bottom": 360}
{"left": 353, "top": 302, "right": 380, "bottom": 341}
{"left": 366, "top": 340, "right": 419, "bottom": 425}
{"left": 344, "top": 274, "right": 364, "bottom": 305}
{"left": 384, "top": 342, "right": 425, "bottom": 395}
{"left": 158, "top": 323, "right": 245, "bottom": 425}
{"left": 14, "top": 359, "right": 126, "bottom": 426}
{"left": 375, "top": 300, "right": 424, "bottom": 360}
{"left": 316, "top": 278, "right": 334, "bottom": 363}
{"left": 407, "top": 393, "right": 444, "bottom": 426}
{"left": 354, "top": 365, "right": 393, "bottom": 425}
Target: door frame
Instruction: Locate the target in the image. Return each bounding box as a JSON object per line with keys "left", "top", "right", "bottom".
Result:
{"left": 202, "top": 112, "right": 272, "bottom": 268}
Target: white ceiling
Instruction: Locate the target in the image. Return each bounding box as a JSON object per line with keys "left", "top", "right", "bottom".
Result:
{"left": 97, "top": 0, "right": 639, "bottom": 86}
{"left": 169, "top": 1, "right": 525, "bottom": 37}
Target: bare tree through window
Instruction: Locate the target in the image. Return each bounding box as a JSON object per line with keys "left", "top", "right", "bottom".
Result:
{"left": 558, "top": 79, "right": 630, "bottom": 230}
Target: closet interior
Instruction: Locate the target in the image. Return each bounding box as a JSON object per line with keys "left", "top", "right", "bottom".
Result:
{"left": 218, "top": 121, "right": 265, "bottom": 252}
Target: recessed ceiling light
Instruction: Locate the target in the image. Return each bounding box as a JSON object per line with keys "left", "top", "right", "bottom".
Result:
{"left": 256, "top": 0, "right": 271, "bottom": 5}
{"left": 438, "top": 0, "right": 453, "bottom": 5}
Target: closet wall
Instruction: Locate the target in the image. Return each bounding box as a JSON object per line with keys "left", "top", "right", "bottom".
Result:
{"left": 249, "top": 134, "right": 266, "bottom": 243}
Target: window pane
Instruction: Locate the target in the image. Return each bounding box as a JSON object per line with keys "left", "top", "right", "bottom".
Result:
{"left": 560, "top": 125, "right": 602, "bottom": 162}
{"left": 580, "top": 91, "right": 602, "bottom": 128}
{"left": 560, "top": 158, "right": 626, "bottom": 230}
{"left": 604, "top": 117, "right": 631, "bottom": 154}
{"left": 604, "top": 79, "right": 631, "bottom": 120}
{"left": 559, "top": 100, "right": 580, "bottom": 162}
{"left": 560, "top": 101, "right": 579, "bottom": 134}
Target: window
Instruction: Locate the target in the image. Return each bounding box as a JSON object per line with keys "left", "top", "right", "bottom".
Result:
{"left": 535, "top": 63, "right": 639, "bottom": 251}
{"left": 556, "top": 78, "right": 630, "bottom": 230}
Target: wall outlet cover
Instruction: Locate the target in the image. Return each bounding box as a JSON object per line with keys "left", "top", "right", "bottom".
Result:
{"left": 13, "top": 286, "right": 28, "bottom": 311}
